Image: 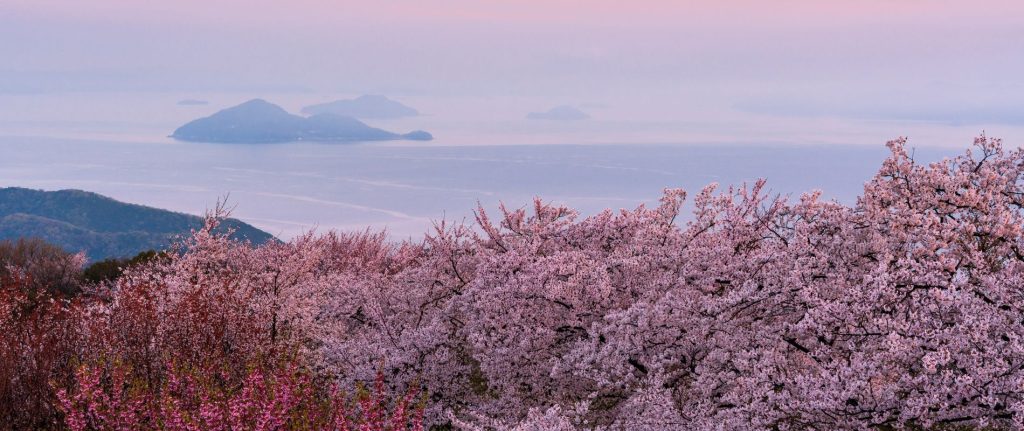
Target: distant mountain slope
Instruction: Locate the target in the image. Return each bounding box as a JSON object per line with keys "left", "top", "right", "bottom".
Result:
{"left": 0, "top": 187, "right": 275, "bottom": 260}
{"left": 301, "top": 95, "right": 419, "bottom": 119}
{"left": 171, "top": 99, "right": 432, "bottom": 143}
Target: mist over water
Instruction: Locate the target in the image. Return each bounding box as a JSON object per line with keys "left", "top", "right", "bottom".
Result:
{"left": 0, "top": 92, "right": 991, "bottom": 239}
{"left": 0, "top": 94, "right": 983, "bottom": 240}
{"left": 0, "top": 131, "right": 937, "bottom": 240}
{"left": 0, "top": 93, "right": 1003, "bottom": 241}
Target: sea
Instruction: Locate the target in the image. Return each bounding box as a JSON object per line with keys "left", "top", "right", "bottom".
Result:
{"left": 0, "top": 92, "right": 992, "bottom": 240}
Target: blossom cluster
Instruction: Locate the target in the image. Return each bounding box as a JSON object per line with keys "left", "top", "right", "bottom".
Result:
{"left": 57, "top": 363, "right": 424, "bottom": 431}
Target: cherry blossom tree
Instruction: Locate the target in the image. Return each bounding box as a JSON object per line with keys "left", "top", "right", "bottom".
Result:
{"left": 7, "top": 135, "right": 1024, "bottom": 430}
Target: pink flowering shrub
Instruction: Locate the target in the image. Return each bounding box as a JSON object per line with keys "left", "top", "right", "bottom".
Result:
{"left": 345, "top": 135, "right": 1024, "bottom": 429}
{"left": 57, "top": 361, "right": 424, "bottom": 431}
{"left": 0, "top": 271, "right": 93, "bottom": 429}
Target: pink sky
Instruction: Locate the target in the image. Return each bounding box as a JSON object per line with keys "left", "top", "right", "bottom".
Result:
{"left": 2, "top": 0, "right": 1024, "bottom": 138}
{"left": 7, "top": 0, "right": 1022, "bottom": 26}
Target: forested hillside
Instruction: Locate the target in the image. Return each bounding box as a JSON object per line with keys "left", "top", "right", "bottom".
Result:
{"left": 0, "top": 187, "right": 274, "bottom": 260}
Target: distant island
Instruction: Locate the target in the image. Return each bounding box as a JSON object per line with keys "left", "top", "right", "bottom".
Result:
{"left": 0, "top": 187, "right": 275, "bottom": 261}
{"left": 171, "top": 99, "right": 432, "bottom": 143}
{"left": 526, "top": 105, "right": 590, "bottom": 121}
{"left": 301, "top": 95, "right": 419, "bottom": 119}
{"left": 177, "top": 99, "right": 210, "bottom": 106}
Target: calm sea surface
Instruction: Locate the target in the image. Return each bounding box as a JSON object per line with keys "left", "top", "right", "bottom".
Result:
{"left": 0, "top": 135, "right": 935, "bottom": 239}
{"left": 0, "top": 93, "right": 960, "bottom": 239}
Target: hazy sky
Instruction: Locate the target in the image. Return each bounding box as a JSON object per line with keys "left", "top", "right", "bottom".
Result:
{"left": 3, "top": 1, "right": 1024, "bottom": 130}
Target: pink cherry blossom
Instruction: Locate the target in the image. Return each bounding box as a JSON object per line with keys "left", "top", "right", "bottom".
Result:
{"left": 7, "top": 135, "right": 1024, "bottom": 430}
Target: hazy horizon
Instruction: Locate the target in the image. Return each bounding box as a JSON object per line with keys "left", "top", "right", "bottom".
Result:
{"left": 3, "top": 1, "right": 1024, "bottom": 147}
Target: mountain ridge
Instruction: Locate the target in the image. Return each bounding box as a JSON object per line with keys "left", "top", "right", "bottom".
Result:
{"left": 0, "top": 187, "right": 275, "bottom": 260}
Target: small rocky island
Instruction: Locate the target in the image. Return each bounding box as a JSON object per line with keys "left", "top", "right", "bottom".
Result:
{"left": 171, "top": 99, "right": 432, "bottom": 143}
{"left": 301, "top": 95, "right": 419, "bottom": 119}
